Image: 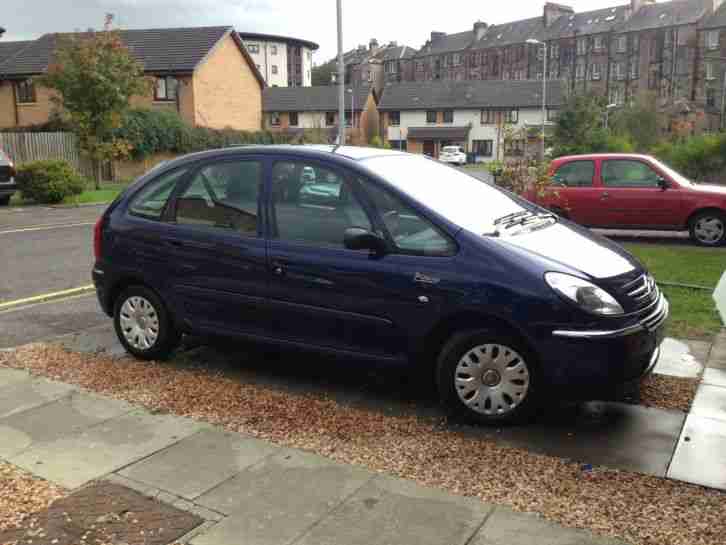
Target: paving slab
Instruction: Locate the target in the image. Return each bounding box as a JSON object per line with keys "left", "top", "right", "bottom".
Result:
{"left": 294, "top": 475, "right": 492, "bottom": 545}
{"left": 56, "top": 324, "right": 127, "bottom": 357}
{"left": 460, "top": 402, "right": 684, "bottom": 478}
{"left": 0, "top": 390, "right": 133, "bottom": 458}
{"left": 690, "top": 384, "right": 726, "bottom": 422}
{"left": 120, "top": 428, "right": 279, "bottom": 499}
{"left": 702, "top": 368, "right": 726, "bottom": 388}
{"left": 471, "top": 506, "right": 625, "bottom": 545}
{"left": 653, "top": 338, "right": 708, "bottom": 378}
{"left": 0, "top": 374, "right": 75, "bottom": 419}
{"left": 192, "top": 449, "right": 373, "bottom": 545}
{"left": 667, "top": 414, "right": 726, "bottom": 491}
{"left": 707, "top": 332, "right": 726, "bottom": 370}
{"left": 9, "top": 409, "right": 204, "bottom": 489}
{"left": 0, "top": 366, "right": 31, "bottom": 387}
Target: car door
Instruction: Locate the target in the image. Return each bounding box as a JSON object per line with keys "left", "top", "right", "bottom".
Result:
{"left": 265, "top": 157, "right": 460, "bottom": 359}
{"left": 599, "top": 158, "right": 683, "bottom": 228}
{"left": 548, "top": 159, "right": 608, "bottom": 226}
{"left": 162, "top": 156, "right": 271, "bottom": 335}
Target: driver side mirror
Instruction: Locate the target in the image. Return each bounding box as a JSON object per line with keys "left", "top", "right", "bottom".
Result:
{"left": 344, "top": 227, "right": 387, "bottom": 255}
{"left": 657, "top": 176, "right": 669, "bottom": 190}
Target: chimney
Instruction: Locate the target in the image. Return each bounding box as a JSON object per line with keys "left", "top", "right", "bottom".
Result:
{"left": 369, "top": 38, "right": 379, "bottom": 51}
{"left": 473, "top": 21, "right": 488, "bottom": 41}
{"left": 357, "top": 44, "right": 366, "bottom": 52}
{"left": 431, "top": 31, "right": 446, "bottom": 44}
{"left": 712, "top": 0, "right": 725, "bottom": 13}
{"left": 390, "top": 41, "right": 398, "bottom": 47}
{"left": 543, "top": 3, "right": 574, "bottom": 27}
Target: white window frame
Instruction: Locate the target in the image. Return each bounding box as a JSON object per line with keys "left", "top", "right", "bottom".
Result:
{"left": 270, "top": 45, "right": 278, "bottom": 55}
{"left": 616, "top": 35, "right": 627, "bottom": 53}
{"left": 271, "top": 65, "right": 278, "bottom": 75}
{"left": 593, "top": 36, "right": 604, "bottom": 51}
{"left": 592, "top": 63, "right": 601, "bottom": 80}
{"left": 247, "top": 43, "right": 260, "bottom": 54}
{"left": 707, "top": 30, "right": 720, "bottom": 51}
{"left": 706, "top": 61, "right": 715, "bottom": 81}
{"left": 577, "top": 38, "right": 587, "bottom": 56}
{"left": 269, "top": 112, "right": 281, "bottom": 127}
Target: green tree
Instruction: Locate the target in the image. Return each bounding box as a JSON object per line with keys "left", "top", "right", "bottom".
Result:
{"left": 551, "top": 93, "right": 609, "bottom": 157}
{"left": 608, "top": 95, "right": 660, "bottom": 152}
{"left": 41, "top": 20, "right": 151, "bottom": 187}
{"left": 311, "top": 62, "right": 336, "bottom": 86}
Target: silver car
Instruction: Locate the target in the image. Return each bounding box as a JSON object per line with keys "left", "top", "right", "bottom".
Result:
{"left": 0, "top": 149, "right": 17, "bottom": 206}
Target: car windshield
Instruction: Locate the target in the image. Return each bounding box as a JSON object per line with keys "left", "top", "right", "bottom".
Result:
{"left": 649, "top": 157, "right": 693, "bottom": 186}
{"left": 361, "top": 155, "right": 531, "bottom": 235}
{"left": 442, "top": 147, "right": 460, "bottom": 153}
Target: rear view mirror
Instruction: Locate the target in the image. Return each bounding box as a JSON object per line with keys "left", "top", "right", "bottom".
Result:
{"left": 344, "top": 227, "right": 387, "bottom": 255}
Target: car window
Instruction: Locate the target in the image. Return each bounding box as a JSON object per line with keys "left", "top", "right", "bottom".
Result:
{"left": 271, "top": 161, "right": 372, "bottom": 249}
{"left": 358, "top": 177, "right": 457, "bottom": 257}
{"left": 175, "top": 160, "right": 262, "bottom": 236}
{"left": 552, "top": 161, "right": 594, "bottom": 188}
{"left": 129, "top": 167, "right": 189, "bottom": 220}
{"left": 602, "top": 160, "right": 660, "bottom": 188}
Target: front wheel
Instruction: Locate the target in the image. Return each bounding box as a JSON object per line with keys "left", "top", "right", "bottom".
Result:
{"left": 436, "top": 329, "right": 539, "bottom": 424}
{"left": 689, "top": 210, "right": 726, "bottom": 246}
{"left": 113, "top": 285, "right": 180, "bottom": 360}
{"left": 0, "top": 195, "right": 11, "bottom": 206}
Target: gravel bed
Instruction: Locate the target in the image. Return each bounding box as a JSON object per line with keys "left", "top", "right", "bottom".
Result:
{"left": 0, "top": 461, "right": 66, "bottom": 533}
{"left": 2, "top": 344, "right": 725, "bottom": 545}
{"left": 640, "top": 374, "right": 700, "bottom": 413}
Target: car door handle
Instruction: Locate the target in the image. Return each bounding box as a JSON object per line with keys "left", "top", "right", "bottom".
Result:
{"left": 601, "top": 192, "right": 610, "bottom": 199}
{"left": 271, "top": 262, "right": 285, "bottom": 276}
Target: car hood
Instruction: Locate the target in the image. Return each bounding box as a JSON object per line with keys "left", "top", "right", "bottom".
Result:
{"left": 692, "top": 184, "right": 726, "bottom": 196}
{"left": 494, "top": 221, "right": 639, "bottom": 279}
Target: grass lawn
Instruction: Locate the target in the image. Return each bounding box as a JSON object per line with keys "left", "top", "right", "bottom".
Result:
{"left": 9, "top": 181, "right": 129, "bottom": 207}
{"left": 624, "top": 243, "right": 724, "bottom": 340}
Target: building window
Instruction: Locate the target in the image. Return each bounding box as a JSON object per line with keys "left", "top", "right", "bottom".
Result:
{"left": 247, "top": 43, "right": 260, "bottom": 54}
{"left": 289, "top": 112, "right": 299, "bottom": 126}
{"left": 610, "top": 86, "right": 624, "bottom": 106}
{"left": 426, "top": 110, "right": 437, "bottom": 124}
{"left": 547, "top": 108, "right": 559, "bottom": 122}
{"left": 481, "top": 109, "right": 494, "bottom": 124}
{"left": 271, "top": 45, "right": 278, "bottom": 55}
{"left": 505, "top": 109, "right": 519, "bottom": 124}
{"left": 614, "top": 62, "right": 625, "bottom": 80}
{"left": 577, "top": 38, "right": 587, "bottom": 56}
{"left": 367, "top": 71, "right": 373, "bottom": 82}
{"left": 504, "top": 139, "right": 525, "bottom": 157}
{"left": 706, "top": 61, "right": 716, "bottom": 81}
{"left": 15, "top": 79, "right": 36, "bottom": 103}
{"left": 389, "top": 111, "right": 401, "bottom": 126}
{"left": 154, "top": 76, "right": 178, "bottom": 101}
{"left": 593, "top": 36, "right": 604, "bottom": 51}
{"left": 325, "top": 111, "right": 336, "bottom": 126}
{"left": 575, "top": 61, "right": 585, "bottom": 80}
{"left": 473, "top": 140, "right": 493, "bottom": 157}
{"left": 707, "top": 30, "right": 720, "bottom": 50}
{"left": 271, "top": 65, "right": 278, "bottom": 75}
{"left": 706, "top": 87, "right": 717, "bottom": 108}
{"left": 269, "top": 112, "right": 281, "bottom": 127}
{"left": 345, "top": 110, "right": 353, "bottom": 127}
{"left": 591, "top": 63, "right": 601, "bottom": 80}
{"left": 630, "top": 61, "right": 639, "bottom": 80}
{"left": 443, "top": 110, "right": 454, "bottom": 123}
{"left": 616, "top": 35, "right": 627, "bottom": 53}
{"left": 388, "top": 140, "right": 407, "bottom": 151}
{"left": 453, "top": 53, "right": 461, "bottom": 66}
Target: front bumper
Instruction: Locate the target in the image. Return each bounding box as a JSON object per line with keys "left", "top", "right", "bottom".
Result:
{"left": 0, "top": 181, "right": 17, "bottom": 196}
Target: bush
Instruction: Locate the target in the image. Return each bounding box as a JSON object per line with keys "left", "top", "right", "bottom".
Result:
{"left": 652, "top": 133, "right": 726, "bottom": 182}
{"left": 15, "top": 160, "right": 86, "bottom": 204}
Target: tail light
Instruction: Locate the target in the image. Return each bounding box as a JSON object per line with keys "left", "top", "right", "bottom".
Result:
{"left": 8, "top": 161, "right": 16, "bottom": 178}
{"left": 93, "top": 217, "right": 104, "bottom": 260}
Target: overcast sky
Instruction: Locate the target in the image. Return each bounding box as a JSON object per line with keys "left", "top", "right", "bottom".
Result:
{"left": 3, "top": 0, "right": 630, "bottom": 62}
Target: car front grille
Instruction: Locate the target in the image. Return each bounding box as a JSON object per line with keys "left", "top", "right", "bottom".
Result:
{"left": 0, "top": 166, "right": 11, "bottom": 183}
{"left": 609, "top": 273, "right": 659, "bottom": 314}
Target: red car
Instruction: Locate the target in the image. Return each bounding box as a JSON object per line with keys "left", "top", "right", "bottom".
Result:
{"left": 527, "top": 154, "right": 726, "bottom": 246}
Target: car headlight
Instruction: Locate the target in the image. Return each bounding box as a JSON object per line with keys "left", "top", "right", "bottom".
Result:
{"left": 545, "top": 272, "right": 624, "bottom": 316}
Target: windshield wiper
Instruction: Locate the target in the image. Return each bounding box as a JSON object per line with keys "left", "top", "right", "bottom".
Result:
{"left": 504, "top": 213, "right": 557, "bottom": 229}
{"left": 494, "top": 211, "right": 531, "bottom": 225}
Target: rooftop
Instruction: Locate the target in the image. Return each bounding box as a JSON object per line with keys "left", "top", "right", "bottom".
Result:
{"left": 236, "top": 32, "right": 319, "bottom": 51}
{"left": 263, "top": 85, "right": 374, "bottom": 112}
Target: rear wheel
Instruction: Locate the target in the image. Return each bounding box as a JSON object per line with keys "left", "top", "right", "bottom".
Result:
{"left": 0, "top": 195, "right": 10, "bottom": 206}
{"left": 689, "top": 210, "right": 726, "bottom": 246}
{"left": 113, "top": 285, "right": 180, "bottom": 360}
{"left": 436, "top": 329, "right": 539, "bottom": 424}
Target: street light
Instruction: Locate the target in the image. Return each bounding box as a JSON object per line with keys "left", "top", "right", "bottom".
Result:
{"left": 336, "top": 0, "right": 345, "bottom": 146}
{"left": 526, "top": 39, "right": 547, "bottom": 160}
{"left": 604, "top": 103, "right": 617, "bottom": 131}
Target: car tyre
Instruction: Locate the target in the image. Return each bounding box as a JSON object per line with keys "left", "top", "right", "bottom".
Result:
{"left": 436, "top": 329, "right": 540, "bottom": 425}
{"left": 113, "top": 285, "right": 180, "bottom": 361}
{"left": 689, "top": 210, "right": 726, "bottom": 247}
{"left": 0, "top": 195, "right": 10, "bottom": 206}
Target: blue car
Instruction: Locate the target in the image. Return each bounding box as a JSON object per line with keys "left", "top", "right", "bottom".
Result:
{"left": 92, "top": 146, "right": 668, "bottom": 424}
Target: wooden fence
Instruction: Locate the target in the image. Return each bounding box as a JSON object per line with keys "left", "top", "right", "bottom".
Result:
{"left": 0, "top": 132, "right": 110, "bottom": 180}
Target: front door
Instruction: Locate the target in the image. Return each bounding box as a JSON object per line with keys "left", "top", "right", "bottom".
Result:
{"left": 264, "top": 157, "right": 459, "bottom": 359}
{"left": 599, "top": 158, "right": 682, "bottom": 228}
{"left": 423, "top": 140, "right": 436, "bottom": 158}
{"left": 163, "top": 157, "right": 270, "bottom": 335}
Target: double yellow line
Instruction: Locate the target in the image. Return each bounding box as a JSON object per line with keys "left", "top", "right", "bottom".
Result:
{"left": 0, "top": 285, "right": 96, "bottom": 312}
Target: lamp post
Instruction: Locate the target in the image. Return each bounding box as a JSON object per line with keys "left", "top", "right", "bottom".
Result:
{"left": 336, "top": 0, "right": 345, "bottom": 146}
{"left": 604, "top": 103, "right": 617, "bottom": 131}
{"left": 526, "top": 39, "right": 547, "bottom": 160}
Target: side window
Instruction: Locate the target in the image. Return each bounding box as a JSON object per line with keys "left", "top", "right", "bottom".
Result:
{"left": 271, "top": 161, "right": 372, "bottom": 249}
{"left": 602, "top": 160, "right": 660, "bottom": 188}
{"left": 358, "top": 178, "right": 457, "bottom": 257}
{"left": 175, "top": 160, "right": 262, "bottom": 236}
{"left": 129, "top": 167, "right": 189, "bottom": 220}
{"left": 553, "top": 161, "right": 594, "bottom": 188}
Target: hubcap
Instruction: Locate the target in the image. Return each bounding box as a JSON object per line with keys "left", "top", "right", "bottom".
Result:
{"left": 119, "top": 296, "right": 160, "bottom": 351}
{"left": 455, "top": 344, "right": 530, "bottom": 417}
{"left": 694, "top": 216, "right": 725, "bottom": 244}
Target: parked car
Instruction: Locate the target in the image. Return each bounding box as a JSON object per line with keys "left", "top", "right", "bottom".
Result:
{"left": 439, "top": 146, "right": 467, "bottom": 166}
{"left": 93, "top": 146, "right": 668, "bottom": 424}
{"left": 528, "top": 154, "right": 726, "bottom": 246}
{"left": 0, "top": 149, "right": 17, "bottom": 206}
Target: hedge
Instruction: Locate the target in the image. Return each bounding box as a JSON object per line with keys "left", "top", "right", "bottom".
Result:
{"left": 15, "top": 160, "right": 86, "bottom": 204}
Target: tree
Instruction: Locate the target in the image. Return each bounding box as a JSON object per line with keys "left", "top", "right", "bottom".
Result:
{"left": 311, "top": 62, "right": 336, "bottom": 86}
{"left": 41, "top": 18, "right": 151, "bottom": 187}
{"left": 608, "top": 94, "right": 660, "bottom": 152}
{"left": 551, "top": 93, "right": 609, "bottom": 157}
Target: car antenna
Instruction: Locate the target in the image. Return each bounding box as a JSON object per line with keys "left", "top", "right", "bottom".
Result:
{"left": 331, "top": 144, "right": 342, "bottom": 154}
